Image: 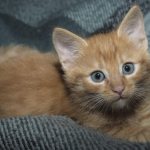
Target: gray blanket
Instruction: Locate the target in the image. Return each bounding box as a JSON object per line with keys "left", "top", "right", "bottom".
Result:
{"left": 0, "top": 0, "right": 150, "bottom": 149}
{"left": 0, "top": 116, "right": 150, "bottom": 150}
{"left": 0, "top": 0, "right": 150, "bottom": 51}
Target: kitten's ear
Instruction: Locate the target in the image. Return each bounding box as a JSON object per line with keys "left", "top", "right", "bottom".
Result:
{"left": 53, "top": 28, "right": 87, "bottom": 70}
{"left": 117, "top": 6, "right": 148, "bottom": 50}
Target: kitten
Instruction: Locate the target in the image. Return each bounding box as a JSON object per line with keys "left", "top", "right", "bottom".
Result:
{"left": 0, "top": 6, "right": 149, "bottom": 142}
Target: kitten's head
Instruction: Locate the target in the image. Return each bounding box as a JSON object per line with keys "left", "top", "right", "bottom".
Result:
{"left": 53, "top": 6, "right": 150, "bottom": 117}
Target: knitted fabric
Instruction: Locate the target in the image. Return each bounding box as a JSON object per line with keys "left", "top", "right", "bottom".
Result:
{"left": 0, "top": 116, "right": 150, "bottom": 150}
{"left": 0, "top": 0, "right": 149, "bottom": 51}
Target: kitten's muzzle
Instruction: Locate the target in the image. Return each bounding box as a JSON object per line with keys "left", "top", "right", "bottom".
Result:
{"left": 111, "top": 85, "right": 125, "bottom": 96}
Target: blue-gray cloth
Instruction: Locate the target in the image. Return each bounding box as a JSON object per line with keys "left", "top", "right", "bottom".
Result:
{"left": 0, "top": 0, "right": 150, "bottom": 51}
{"left": 0, "top": 0, "right": 150, "bottom": 149}
{"left": 0, "top": 116, "right": 150, "bottom": 150}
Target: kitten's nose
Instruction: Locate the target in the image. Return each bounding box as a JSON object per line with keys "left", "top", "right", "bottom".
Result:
{"left": 112, "top": 85, "right": 125, "bottom": 96}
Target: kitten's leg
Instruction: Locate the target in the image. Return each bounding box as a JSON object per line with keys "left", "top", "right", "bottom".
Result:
{"left": 128, "top": 127, "right": 150, "bottom": 142}
{"left": 110, "top": 125, "right": 150, "bottom": 142}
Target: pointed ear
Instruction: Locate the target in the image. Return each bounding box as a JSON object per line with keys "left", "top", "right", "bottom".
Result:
{"left": 117, "top": 6, "right": 148, "bottom": 50}
{"left": 52, "top": 28, "right": 87, "bottom": 70}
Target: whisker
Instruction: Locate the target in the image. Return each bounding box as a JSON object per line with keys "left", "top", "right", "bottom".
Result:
{"left": 76, "top": 94, "right": 106, "bottom": 113}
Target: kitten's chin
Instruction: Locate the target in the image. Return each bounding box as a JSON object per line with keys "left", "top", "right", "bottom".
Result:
{"left": 111, "top": 99, "right": 127, "bottom": 110}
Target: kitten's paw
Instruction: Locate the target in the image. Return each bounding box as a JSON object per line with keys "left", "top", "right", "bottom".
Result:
{"left": 128, "top": 129, "right": 150, "bottom": 142}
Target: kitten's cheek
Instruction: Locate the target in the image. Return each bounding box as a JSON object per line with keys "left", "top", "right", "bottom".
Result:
{"left": 123, "top": 85, "right": 135, "bottom": 97}
{"left": 84, "top": 79, "right": 105, "bottom": 93}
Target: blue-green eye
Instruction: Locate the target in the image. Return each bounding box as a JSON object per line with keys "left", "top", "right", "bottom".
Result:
{"left": 122, "top": 63, "right": 135, "bottom": 75}
{"left": 90, "top": 71, "right": 105, "bottom": 83}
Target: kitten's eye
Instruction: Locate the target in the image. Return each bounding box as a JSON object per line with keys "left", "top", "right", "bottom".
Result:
{"left": 122, "top": 63, "right": 135, "bottom": 75}
{"left": 90, "top": 71, "right": 105, "bottom": 83}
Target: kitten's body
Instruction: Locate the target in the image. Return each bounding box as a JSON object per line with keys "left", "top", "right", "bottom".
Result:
{"left": 0, "top": 6, "right": 150, "bottom": 142}
{"left": 0, "top": 46, "right": 72, "bottom": 117}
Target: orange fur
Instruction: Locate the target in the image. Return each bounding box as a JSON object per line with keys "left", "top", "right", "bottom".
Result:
{"left": 0, "top": 6, "right": 149, "bottom": 142}
{"left": 67, "top": 31, "right": 150, "bottom": 142}
{"left": 0, "top": 46, "right": 73, "bottom": 117}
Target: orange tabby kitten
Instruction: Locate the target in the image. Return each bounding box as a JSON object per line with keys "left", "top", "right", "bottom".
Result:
{"left": 0, "top": 6, "right": 149, "bottom": 142}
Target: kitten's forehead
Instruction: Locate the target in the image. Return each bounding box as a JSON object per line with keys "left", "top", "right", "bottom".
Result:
{"left": 76, "top": 32, "right": 149, "bottom": 78}
{"left": 85, "top": 32, "right": 144, "bottom": 66}
{"left": 85, "top": 33, "right": 122, "bottom": 68}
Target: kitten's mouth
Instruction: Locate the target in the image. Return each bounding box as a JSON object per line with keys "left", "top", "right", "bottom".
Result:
{"left": 111, "top": 96, "right": 128, "bottom": 109}
{"left": 115, "top": 96, "right": 126, "bottom": 101}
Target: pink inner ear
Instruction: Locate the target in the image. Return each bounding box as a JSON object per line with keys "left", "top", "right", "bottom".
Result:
{"left": 126, "top": 20, "right": 145, "bottom": 42}
{"left": 60, "top": 50, "right": 79, "bottom": 65}
{"left": 55, "top": 40, "right": 80, "bottom": 62}
{"left": 53, "top": 38, "right": 81, "bottom": 70}
{"left": 117, "top": 6, "right": 148, "bottom": 50}
{"left": 53, "top": 28, "right": 87, "bottom": 70}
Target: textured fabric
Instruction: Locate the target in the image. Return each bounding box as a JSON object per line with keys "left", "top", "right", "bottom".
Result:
{"left": 0, "top": 0, "right": 149, "bottom": 51}
{"left": 0, "top": 0, "right": 150, "bottom": 149}
{"left": 0, "top": 116, "right": 150, "bottom": 150}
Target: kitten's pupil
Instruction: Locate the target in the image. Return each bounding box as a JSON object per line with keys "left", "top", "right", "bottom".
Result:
{"left": 95, "top": 73, "right": 101, "bottom": 79}
{"left": 125, "top": 65, "right": 130, "bottom": 72}
{"left": 91, "top": 71, "right": 105, "bottom": 83}
{"left": 122, "top": 63, "right": 135, "bottom": 75}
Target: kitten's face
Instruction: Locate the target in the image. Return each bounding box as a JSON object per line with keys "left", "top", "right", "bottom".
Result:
{"left": 64, "top": 34, "right": 150, "bottom": 115}
{"left": 53, "top": 6, "right": 150, "bottom": 116}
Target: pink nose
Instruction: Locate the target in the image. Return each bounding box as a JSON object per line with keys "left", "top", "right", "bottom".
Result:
{"left": 112, "top": 85, "right": 125, "bottom": 96}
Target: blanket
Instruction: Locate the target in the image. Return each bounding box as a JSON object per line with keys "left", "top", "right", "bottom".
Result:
{"left": 0, "top": 116, "right": 150, "bottom": 150}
